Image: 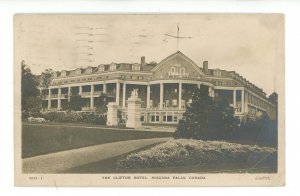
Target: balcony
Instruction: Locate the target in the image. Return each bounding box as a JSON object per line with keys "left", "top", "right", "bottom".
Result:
{"left": 81, "top": 92, "right": 91, "bottom": 97}
{"left": 50, "top": 94, "right": 58, "bottom": 98}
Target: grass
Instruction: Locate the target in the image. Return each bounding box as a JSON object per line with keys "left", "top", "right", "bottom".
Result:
{"left": 22, "top": 123, "right": 172, "bottom": 158}
{"left": 63, "top": 139, "right": 277, "bottom": 174}
{"left": 117, "top": 139, "right": 277, "bottom": 172}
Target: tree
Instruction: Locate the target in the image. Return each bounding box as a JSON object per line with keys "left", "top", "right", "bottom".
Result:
{"left": 68, "top": 94, "right": 84, "bottom": 111}
{"left": 40, "top": 68, "right": 54, "bottom": 88}
{"left": 21, "top": 61, "right": 41, "bottom": 113}
{"left": 174, "top": 85, "right": 238, "bottom": 140}
{"left": 94, "top": 93, "right": 109, "bottom": 113}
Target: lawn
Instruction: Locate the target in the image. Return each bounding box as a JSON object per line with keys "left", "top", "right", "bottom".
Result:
{"left": 22, "top": 123, "right": 173, "bottom": 158}
{"left": 117, "top": 139, "right": 277, "bottom": 173}
{"left": 64, "top": 139, "right": 277, "bottom": 174}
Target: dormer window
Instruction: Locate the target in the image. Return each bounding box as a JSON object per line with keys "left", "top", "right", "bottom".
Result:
{"left": 110, "top": 63, "right": 116, "bottom": 71}
{"left": 86, "top": 67, "right": 92, "bottom": 74}
{"left": 214, "top": 69, "right": 222, "bottom": 76}
{"left": 98, "top": 65, "right": 105, "bottom": 72}
{"left": 75, "top": 68, "right": 81, "bottom": 75}
{"left": 132, "top": 63, "right": 140, "bottom": 71}
{"left": 61, "top": 71, "right": 66, "bottom": 77}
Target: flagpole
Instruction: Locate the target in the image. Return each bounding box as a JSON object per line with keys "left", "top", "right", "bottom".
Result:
{"left": 177, "top": 23, "right": 179, "bottom": 51}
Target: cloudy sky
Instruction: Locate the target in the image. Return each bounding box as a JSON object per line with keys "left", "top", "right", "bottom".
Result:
{"left": 14, "top": 14, "right": 284, "bottom": 95}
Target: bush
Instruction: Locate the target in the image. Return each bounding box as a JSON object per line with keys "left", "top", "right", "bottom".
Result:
{"left": 117, "top": 139, "right": 276, "bottom": 169}
{"left": 41, "top": 111, "right": 107, "bottom": 125}
{"left": 174, "top": 86, "right": 238, "bottom": 140}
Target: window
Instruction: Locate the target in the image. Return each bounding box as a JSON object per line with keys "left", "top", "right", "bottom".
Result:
{"left": 110, "top": 63, "right": 116, "bottom": 71}
{"left": 61, "top": 71, "right": 66, "bottom": 77}
{"left": 98, "top": 65, "right": 105, "bottom": 72}
{"left": 174, "top": 116, "right": 178, "bottom": 122}
{"left": 172, "top": 99, "right": 178, "bottom": 106}
{"left": 165, "top": 100, "right": 170, "bottom": 107}
{"left": 86, "top": 67, "right": 92, "bottom": 74}
{"left": 75, "top": 69, "right": 81, "bottom": 75}
{"left": 132, "top": 64, "right": 140, "bottom": 71}
{"left": 150, "top": 100, "right": 153, "bottom": 108}
{"left": 180, "top": 67, "right": 185, "bottom": 75}
{"left": 155, "top": 116, "right": 159, "bottom": 122}
{"left": 214, "top": 69, "right": 222, "bottom": 76}
{"left": 171, "top": 67, "right": 175, "bottom": 74}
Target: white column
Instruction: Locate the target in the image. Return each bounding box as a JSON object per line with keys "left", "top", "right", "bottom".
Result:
{"left": 160, "top": 83, "right": 164, "bottom": 109}
{"left": 103, "top": 83, "right": 107, "bottom": 94}
{"left": 48, "top": 88, "right": 51, "bottom": 109}
{"left": 90, "top": 85, "right": 94, "bottom": 109}
{"left": 241, "top": 89, "right": 245, "bottom": 113}
{"left": 233, "top": 89, "right": 236, "bottom": 111}
{"left": 178, "top": 83, "right": 182, "bottom": 109}
{"left": 116, "top": 82, "right": 120, "bottom": 106}
{"left": 68, "top": 86, "right": 71, "bottom": 102}
{"left": 57, "top": 87, "right": 61, "bottom": 110}
{"left": 122, "top": 82, "right": 126, "bottom": 108}
{"left": 147, "top": 84, "right": 150, "bottom": 109}
{"left": 79, "top": 85, "right": 82, "bottom": 95}
{"left": 244, "top": 90, "right": 248, "bottom": 113}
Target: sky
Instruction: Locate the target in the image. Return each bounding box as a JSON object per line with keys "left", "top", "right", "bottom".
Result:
{"left": 14, "top": 14, "right": 284, "bottom": 96}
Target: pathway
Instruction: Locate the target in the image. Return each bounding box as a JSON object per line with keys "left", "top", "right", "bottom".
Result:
{"left": 23, "top": 137, "right": 172, "bottom": 173}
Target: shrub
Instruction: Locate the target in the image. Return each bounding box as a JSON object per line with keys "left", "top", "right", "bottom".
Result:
{"left": 117, "top": 139, "right": 276, "bottom": 169}
{"left": 174, "top": 86, "right": 238, "bottom": 140}
{"left": 41, "top": 111, "right": 107, "bottom": 125}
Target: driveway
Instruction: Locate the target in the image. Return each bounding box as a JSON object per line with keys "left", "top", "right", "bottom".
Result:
{"left": 23, "top": 137, "right": 172, "bottom": 173}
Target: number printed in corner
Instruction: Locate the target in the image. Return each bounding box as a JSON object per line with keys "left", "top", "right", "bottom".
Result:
{"left": 29, "top": 176, "right": 43, "bottom": 180}
{"left": 255, "top": 176, "right": 271, "bottom": 180}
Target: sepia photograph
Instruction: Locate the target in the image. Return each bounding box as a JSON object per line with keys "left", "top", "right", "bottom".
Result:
{"left": 14, "top": 14, "right": 285, "bottom": 186}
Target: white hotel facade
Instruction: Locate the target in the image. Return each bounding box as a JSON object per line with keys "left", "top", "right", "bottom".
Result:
{"left": 41, "top": 51, "right": 277, "bottom": 124}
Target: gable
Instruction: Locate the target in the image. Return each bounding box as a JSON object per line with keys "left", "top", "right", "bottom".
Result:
{"left": 151, "top": 51, "right": 205, "bottom": 80}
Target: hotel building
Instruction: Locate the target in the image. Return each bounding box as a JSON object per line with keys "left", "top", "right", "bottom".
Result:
{"left": 41, "top": 51, "right": 277, "bottom": 124}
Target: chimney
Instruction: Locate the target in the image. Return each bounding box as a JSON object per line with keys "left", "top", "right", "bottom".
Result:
{"left": 141, "top": 56, "right": 146, "bottom": 66}
{"left": 203, "top": 61, "right": 208, "bottom": 70}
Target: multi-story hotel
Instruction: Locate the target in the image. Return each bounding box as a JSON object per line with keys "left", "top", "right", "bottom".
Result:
{"left": 41, "top": 51, "right": 277, "bottom": 124}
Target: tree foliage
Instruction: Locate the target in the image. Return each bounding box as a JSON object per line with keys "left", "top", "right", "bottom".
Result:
{"left": 21, "top": 61, "right": 41, "bottom": 113}
{"left": 68, "top": 94, "right": 84, "bottom": 111}
{"left": 40, "top": 68, "right": 54, "bottom": 89}
{"left": 94, "top": 93, "right": 109, "bottom": 114}
{"left": 174, "top": 85, "right": 239, "bottom": 140}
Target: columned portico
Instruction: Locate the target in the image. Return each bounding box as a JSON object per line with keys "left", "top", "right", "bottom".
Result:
{"left": 57, "top": 87, "right": 61, "bottom": 110}
{"left": 122, "top": 82, "right": 126, "bottom": 108}
{"left": 48, "top": 88, "right": 51, "bottom": 109}
{"left": 160, "top": 83, "right": 164, "bottom": 109}
{"left": 90, "top": 84, "right": 94, "bottom": 109}
{"left": 103, "top": 83, "right": 107, "bottom": 94}
{"left": 116, "top": 82, "right": 120, "bottom": 106}
{"left": 68, "top": 86, "right": 71, "bottom": 102}
{"left": 79, "top": 85, "right": 82, "bottom": 95}
{"left": 241, "top": 89, "right": 245, "bottom": 113}
{"left": 233, "top": 89, "right": 237, "bottom": 110}
{"left": 178, "top": 82, "right": 182, "bottom": 109}
{"left": 147, "top": 84, "right": 150, "bottom": 109}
